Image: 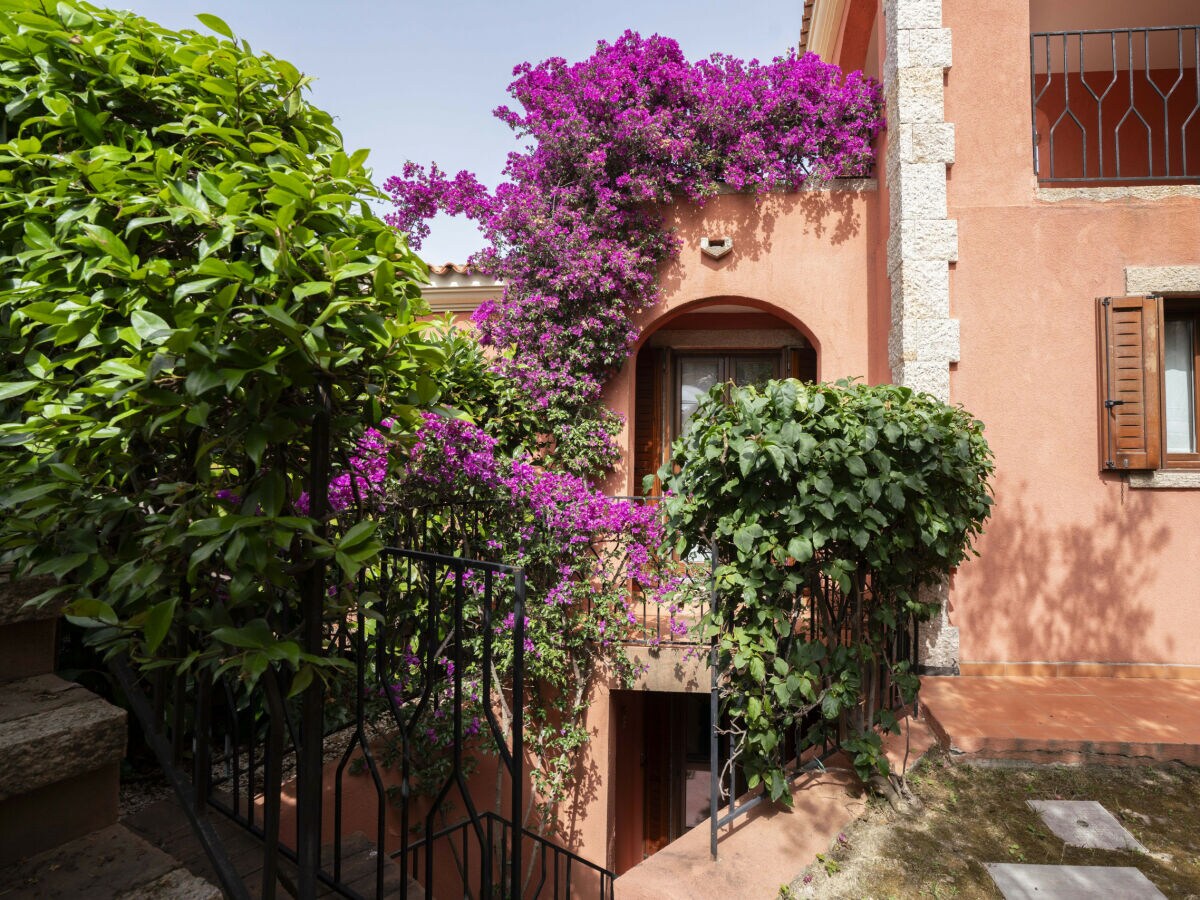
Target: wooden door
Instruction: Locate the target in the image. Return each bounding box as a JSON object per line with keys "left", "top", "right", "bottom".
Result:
{"left": 642, "top": 693, "right": 685, "bottom": 857}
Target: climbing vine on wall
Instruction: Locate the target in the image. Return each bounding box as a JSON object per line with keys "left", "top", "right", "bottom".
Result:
{"left": 385, "top": 31, "right": 884, "bottom": 477}
{"left": 660, "top": 379, "right": 994, "bottom": 800}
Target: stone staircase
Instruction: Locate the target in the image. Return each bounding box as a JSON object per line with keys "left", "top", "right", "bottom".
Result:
{"left": 125, "top": 796, "right": 419, "bottom": 899}
{"left": 0, "top": 577, "right": 220, "bottom": 898}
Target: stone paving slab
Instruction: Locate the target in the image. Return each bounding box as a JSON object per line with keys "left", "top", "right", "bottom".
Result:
{"left": 986, "top": 863, "right": 1166, "bottom": 899}
{"left": 1028, "top": 800, "right": 1146, "bottom": 851}
{"left": 125, "top": 794, "right": 410, "bottom": 899}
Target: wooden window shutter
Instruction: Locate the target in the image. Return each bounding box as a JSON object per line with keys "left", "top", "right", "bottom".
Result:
{"left": 633, "top": 348, "right": 668, "bottom": 494}
{"left": 1097, "top": 296, "right": 1162, "bottom": 470}
{"left": 786, "top": 345, "right": 818, "bottom": 382}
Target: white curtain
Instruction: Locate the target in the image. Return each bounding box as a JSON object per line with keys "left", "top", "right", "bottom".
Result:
{"left": 1164, "top": 319, "right": 1195, "bottom": 454}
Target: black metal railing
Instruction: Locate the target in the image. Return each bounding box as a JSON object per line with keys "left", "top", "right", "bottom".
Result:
{"left": 705, "top": 552, "right": 919, "bottom": 860}
{"left": 400, "top": 812, "right": 615, "bottom": 900}
{"left": 116, "top": 543, "right": 616, "bottom": 898}
{"left": 1031, "top": 25, "right": 1200, "bottom": 183}
{"left": 388, "top": 500, "right": 505, "bottom": 561}
{"left": 608, "top": 496, "right": 707, "bottom": 648}
{"left": 393, "top": 495, "right": 708, "bottom": 648}
{"left": 114, "top": 466, "right": 918, "bottom": 885}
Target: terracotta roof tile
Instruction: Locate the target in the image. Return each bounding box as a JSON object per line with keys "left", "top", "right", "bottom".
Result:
{"left": 428, "top": 262, "right": 472, "bottom": 275}
{"left": 798, "top": 0, "right": 817, "bottom": 53}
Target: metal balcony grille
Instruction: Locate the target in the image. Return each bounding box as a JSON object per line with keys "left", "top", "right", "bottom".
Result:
{"left": 1030, "top": 26, "right": 1200, "bottom": 183}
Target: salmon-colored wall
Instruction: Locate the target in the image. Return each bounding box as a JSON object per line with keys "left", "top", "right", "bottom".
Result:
{"left": 585, "top": 187, "right": 884, "bottom": 869}
{"left": 417, "top": 188, "right": 884, "bottom": 876}
{"left": 943, "top": 0, "right": 1200, "bottom": 666}
{"left": 604, "top": 188, "right": 883, "bottom": 495}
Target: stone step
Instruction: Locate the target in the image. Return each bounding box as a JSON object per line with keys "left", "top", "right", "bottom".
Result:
{"left": 323, "top": 830, "right": 421, "bottom": 898}
{"left": 0, "top": 823, "right": 221, "bottom": 899}
{"left": 0, "top": 574, "right": 61, "bottom": 625}
{"left": 126, "top": 794, "right": 424, "bottom": 898}
{"left": 0, "top": 575, "right": 62, "bottom": 683}
{"left": 0, "top": 673, "right": 127, "bottom": 865}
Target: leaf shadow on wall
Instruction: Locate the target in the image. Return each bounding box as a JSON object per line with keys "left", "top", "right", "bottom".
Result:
{"left": 557, "top": 721, "right": 604, "bottom": 871}
{"left": 953, "top": 482, "right": 1173, "bottom": 665}
{"left": 657, "top": 185, "right": 864, "bottom": 297}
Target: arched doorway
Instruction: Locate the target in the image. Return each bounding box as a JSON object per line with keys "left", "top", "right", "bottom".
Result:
{"left": 615, "top": 298, "right": 822, "bottom": 871}
{"left": 632, "top": 299, "right": 818, "bottom": 495}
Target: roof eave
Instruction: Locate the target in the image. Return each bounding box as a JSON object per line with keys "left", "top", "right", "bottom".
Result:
{"left": 800, "top": 0, "right": 849, "bottom": 62}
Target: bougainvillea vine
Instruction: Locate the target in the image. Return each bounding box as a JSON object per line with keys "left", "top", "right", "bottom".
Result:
{"left": 385, "top": 31, "right": 884, "bottom": 477}
{"left": 342, "top": 412, "right": 695, "bottom": 811}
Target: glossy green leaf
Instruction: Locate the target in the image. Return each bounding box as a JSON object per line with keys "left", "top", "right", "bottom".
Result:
{"left": 131, "top": 309, "right": 170, "bottom": 341}
{"left": 0, "top": 380, "right": 39, "bottom": 401}
{"left": 143, "top": 598, "right": 176, "bottom": 653}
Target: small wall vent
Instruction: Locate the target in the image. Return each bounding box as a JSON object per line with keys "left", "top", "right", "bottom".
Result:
{"left": 700, "top": 236, "right": 733, "bottom": 260}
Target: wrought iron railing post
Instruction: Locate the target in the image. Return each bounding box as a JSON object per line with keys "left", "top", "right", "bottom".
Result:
{"left": 261, "top": 672, "right": 286, "bottom": 900}
{"left": 193, "top": 671, "right": 212, "bottom": 809}
{"left": 708, "top": 540, "right": 720, "bottom": 862}
{"left": 297, "top": 379, "right": 331, "bottom": 900}
{"left": 511, "top": 568, "right": 526, "bottom": 898}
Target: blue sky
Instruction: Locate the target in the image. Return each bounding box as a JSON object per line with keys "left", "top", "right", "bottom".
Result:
{"left": 121, "top": 1, "right": 802, "bottom": 264}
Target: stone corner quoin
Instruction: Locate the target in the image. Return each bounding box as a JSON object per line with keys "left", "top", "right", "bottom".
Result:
{"left": 883, "top": 0, "right": 960, "bottom": 663}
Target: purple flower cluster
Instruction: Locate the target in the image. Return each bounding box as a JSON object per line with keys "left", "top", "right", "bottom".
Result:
{"left": 297, "top": 421, "right": 393, "bottom": 515}
{"left": 385, "top": 32, "right": 883, "bottom": 469}
{"left": 403, "top": 414, "right": 501, "bottom": 492}
{"left": 403, "top": 415, "right": 661, "bottom": 559}
{"left": 397, "top": 413, "right": 667, "bottom": 643}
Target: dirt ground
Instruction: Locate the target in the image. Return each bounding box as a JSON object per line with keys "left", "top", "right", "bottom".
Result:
{"left": 785, "top": 751, "right": 1200, "bottom": 899}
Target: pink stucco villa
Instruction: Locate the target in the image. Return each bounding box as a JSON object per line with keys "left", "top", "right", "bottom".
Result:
{"left": 424, "top": 0, "right": 1200, "bottom": 886}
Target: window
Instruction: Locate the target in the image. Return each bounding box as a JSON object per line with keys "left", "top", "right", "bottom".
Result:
{"left": 1164, "top": 310, "right": 1200, "bottom": 462}
{"left": 1097, "top": 296, "right": 1200, "bottom": 471}
{"left": 634, "top": 345, "right": 816, "bottom": 494}
{"left": 674, "top": 352, "right": 781, "bottom": 438}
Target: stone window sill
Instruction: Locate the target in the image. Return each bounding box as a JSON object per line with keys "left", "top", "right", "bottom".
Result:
{"left": 1037, "top": 184, "right": 1200, "bottom": 203}
{"left": 1127, "top": 470, "right": 1200, "bottom": 489}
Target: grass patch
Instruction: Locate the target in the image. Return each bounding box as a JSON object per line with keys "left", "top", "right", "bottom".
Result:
{"left": 788, "top": 751, "right": 1200, "bottom": 899}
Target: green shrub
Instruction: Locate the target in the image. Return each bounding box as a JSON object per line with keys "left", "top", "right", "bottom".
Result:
{"left": 0, "top": 0, "right": 442, "bottom": 686}
{"left": 660, "top": 379, "right": 993, "bottom": 799}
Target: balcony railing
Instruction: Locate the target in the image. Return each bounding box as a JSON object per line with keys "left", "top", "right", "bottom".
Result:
{"left": 1030, "top": 26, "right": 1200, "bottom": 183}
{"left": 392, "top": 496, "right": 710, "bottom": 647}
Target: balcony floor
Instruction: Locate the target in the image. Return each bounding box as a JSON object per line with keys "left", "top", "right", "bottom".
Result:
{"left": 920, "top": 675, "right": 1200, "bottom": 766}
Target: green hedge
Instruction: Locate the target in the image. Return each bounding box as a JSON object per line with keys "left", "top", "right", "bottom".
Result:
{"left": 0, "top": 0, "right": 442, "bottom": 686}
{"left": 661, "top": 379, "right": 994, "bottom": 798}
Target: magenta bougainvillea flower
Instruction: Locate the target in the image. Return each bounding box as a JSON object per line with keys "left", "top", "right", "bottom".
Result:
{"left": 385, "top": 31, "right": 883, "bottom": 473}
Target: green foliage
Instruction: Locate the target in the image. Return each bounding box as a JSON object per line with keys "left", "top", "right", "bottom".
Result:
{"left": 429, "top": 322, "right": 621, "bottom": 476}
{"left": 660, "top": 379, "right": 993, "bottom": 796}
{"left": 0, "top": 0, "right": 444, "bottom": 687}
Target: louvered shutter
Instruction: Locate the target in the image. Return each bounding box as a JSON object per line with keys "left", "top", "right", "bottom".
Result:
{"left": 633, "top": 348, "right": 667, "bottom": 494}
{"left": 1097, "top": 296, "right": 1162, "bottom": 470}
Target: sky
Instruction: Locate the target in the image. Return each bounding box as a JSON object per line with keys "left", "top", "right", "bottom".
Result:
{"left": 120, "top": 0, "right": 803, "bottom": 265}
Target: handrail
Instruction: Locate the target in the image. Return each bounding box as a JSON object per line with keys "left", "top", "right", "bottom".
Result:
{"left": 1030, "top": 24, "right": 1200, "bottom": 183}
{"left": 395, "top": 812, "right": 616, "bottom": 900}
